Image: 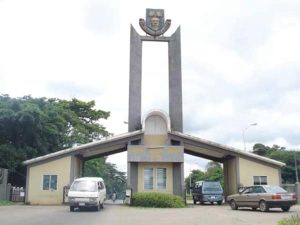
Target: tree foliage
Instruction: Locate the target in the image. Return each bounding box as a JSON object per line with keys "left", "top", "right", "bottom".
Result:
{"left": 185, "top": 161, "right": 223, "bottom": 193}
{"left": 252, "top": 143, "right": 300, "bottom": 184}
{"left": 84, "top": 158, "right": 126, "bottom": 199}
{"left": 0, "top": 95, "right": 110, "bottom": 185}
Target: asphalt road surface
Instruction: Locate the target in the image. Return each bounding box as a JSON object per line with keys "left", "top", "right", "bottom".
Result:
{"left": 1, "top": 203, "right": 299, "bottom": 225}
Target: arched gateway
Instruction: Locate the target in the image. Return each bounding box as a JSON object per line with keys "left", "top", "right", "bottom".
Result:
{"left": 24, "top": 9, "right": 284, "bottom": 204}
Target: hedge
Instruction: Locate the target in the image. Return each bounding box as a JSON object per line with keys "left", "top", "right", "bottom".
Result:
{"left": 131, "top": 192, "right": 185, "bottom": 208}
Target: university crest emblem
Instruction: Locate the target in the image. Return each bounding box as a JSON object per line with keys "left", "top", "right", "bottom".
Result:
{"left": 139, "top": 9, "right": 171, "bottom": 36}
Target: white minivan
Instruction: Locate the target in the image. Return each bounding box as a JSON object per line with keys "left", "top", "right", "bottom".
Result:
{"left": 68, "top": 177, "right": 106, "bottom": 212}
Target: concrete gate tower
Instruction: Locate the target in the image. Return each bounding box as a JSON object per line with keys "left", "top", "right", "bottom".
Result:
{"left": 128, "top": 8, "right": 182, "bottom": 133}
{"left": 127, "top": 9, "right": 185, "bottom": 196}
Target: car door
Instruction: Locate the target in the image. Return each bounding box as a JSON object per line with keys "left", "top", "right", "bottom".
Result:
{"left": 245, "top": 186, "right": 263, "bottom": 207}
{"left": 252, "top": 186, "right": 266, "bottom": 207}
{"left": 237, "top": 187, "right": 254, "bottom": 207}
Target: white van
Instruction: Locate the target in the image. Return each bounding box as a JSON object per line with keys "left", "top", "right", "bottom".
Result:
{"left": 68, "top": 177, "right": 106, "bottom": 212}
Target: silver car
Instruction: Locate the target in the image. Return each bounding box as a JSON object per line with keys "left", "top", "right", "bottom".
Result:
{"left": 227, "top": 185, "right": 297, "bottom": 212}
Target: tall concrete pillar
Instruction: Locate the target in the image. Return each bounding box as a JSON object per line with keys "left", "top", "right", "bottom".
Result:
{"left": 128, "top": 25, "right": 143, "bottom": 132}
{"left": 127, "top": 162, "right": 138, "bottom": 192}
{"left": 173, "top": 162, "right": 184, "bottom": 196}
{"left": 296, "top": 182, "right": 300, "bottom": 204}
{"left": 169, "top": 27, "right": 183, "bottom": 132}
{"left": 128, "top": 26, "right": 183, "bottom": 133}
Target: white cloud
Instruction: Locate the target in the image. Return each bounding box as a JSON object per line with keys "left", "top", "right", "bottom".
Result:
{"left": 1, "top": 0, "right": 300, "bottom": 176}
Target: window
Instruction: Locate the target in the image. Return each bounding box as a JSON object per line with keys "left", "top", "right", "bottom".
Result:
{"left": 252, "top": 186, "right": 265, "bottom": 193}
{"left": 156, "top": 168, "right": 166, "bottom": 190}
{"left": 144, "top": 168, "right": 154, "bottom": 190}
{"left": 253, "top": 176, "right": 267, "bottom": 185}
{"left": 144, "top": 167, "right": 167, "bottom": 191}
{"left": 70, "top": 180, "right": 96, "bottom": 192}
{"left": 243, "top": 187, "right": 253, "bottom": 194}
{"left": 43, "top": 175, "right": 57, "bottom": 190}
{"left": 98, "top": 181, "right": 105, "bottom": 190}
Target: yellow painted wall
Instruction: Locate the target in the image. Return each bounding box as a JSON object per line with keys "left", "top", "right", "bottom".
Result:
{"left": 239, "top": 157, "right": 280, "bottom": 186}
{"left": 144, "top": 134, "right": 168, "bottom": 146}
{"left": 28, "top": 156, "right": 71, "bottom": 204}
{"left": 137, "top": 162, "right": 173, "bottom": 193}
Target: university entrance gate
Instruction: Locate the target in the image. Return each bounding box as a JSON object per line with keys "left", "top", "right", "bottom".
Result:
{"left": 24, "top": 9, "right": 284, "bottom": 204}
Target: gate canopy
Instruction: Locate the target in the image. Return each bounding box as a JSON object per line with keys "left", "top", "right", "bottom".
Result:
{"left": 23, "top": 130, "right": 143, "bottom": 165}
{"left": 23, "top": 130, "right": 284, "bottom": 168}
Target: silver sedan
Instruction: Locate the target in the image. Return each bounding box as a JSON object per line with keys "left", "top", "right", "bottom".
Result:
{"left": 227, "top": 185, "right": 297, "bottom": 212}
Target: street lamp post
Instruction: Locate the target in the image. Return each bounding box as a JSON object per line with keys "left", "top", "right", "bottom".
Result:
{"left": 242, "top": 123, "right": 257, "bottom": 151}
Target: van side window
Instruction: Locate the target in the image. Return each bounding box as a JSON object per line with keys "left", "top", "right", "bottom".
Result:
{"left": 98, "top": 182, "right": 104, "bottom": 190}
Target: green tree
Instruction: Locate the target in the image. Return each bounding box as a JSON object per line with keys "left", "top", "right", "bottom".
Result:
{"left": 84, "top": 158, "right": 126, "bottom": 199}
{"left": 252, "top": 143, "right": 300, "bottom": 184}
{"left": 185, "top": 161, "right": 224, "bottom": 192}
{"left": 185, "top": 169, "right": 205, "bottom": 193}
{"left": 0, "top": 95, "right": 110, "bottom": 185}
{"left": 203, "top": 161, "right": 224, "bottom": 186}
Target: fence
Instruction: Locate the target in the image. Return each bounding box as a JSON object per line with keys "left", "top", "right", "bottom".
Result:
{"left": 282, "top": 183, "right": 300, "bottom": 204}
{"left": 11, "top": 187, "right": 25, "bottom": 202}
{"left": 282, "top": 184, "right": 296, "bottom": 193}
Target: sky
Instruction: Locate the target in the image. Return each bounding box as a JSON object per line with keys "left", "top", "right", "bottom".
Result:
{"left": 1, "top": 0, "right": 300, "bottom": 176}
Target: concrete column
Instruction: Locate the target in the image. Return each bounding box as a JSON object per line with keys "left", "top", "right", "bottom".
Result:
{"left": 70, "top": 156, "right": 75, "bottom": 184}
{"left": 173, "top": 162, "right": 184, "bottom": 197}
{"left": 223, "top": 160, "right": 229, "bottom": 199}
{"left": 127, "top": 162, "right": 138, "bottom": 193}
{"left": 25, "top": 167, "right": 30, "bottom": 203}
{"left": 128, "top": 25, "right": 143, "bottom": 132}
{"left": 0, "top": 169, "right": 8, "bottom": 200}
{"left": 296, "top": 182, "right": 300, "bottom": 204}
{"left": 168, "top": 27, "right": 183, "bottom": 132}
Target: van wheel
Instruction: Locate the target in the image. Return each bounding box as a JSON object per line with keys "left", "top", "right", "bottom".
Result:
{"left": 95, "top": 203, "right": 100, "bottom": 211}
{"left": 217, "top": 201, "right": 222, "bottom": 205}
{"left": 70, "top": 206, "right": 75, "bottom": 212}
{"left": 100, "top": 202, "right": 104, "bottom": 209}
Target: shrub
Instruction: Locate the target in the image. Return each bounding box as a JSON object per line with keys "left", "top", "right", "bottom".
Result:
{"left": 278, "top": 214, "right": 300, "bottom": 225}
{"left": 131, "top": 192, "right": 185, "bottom": 208}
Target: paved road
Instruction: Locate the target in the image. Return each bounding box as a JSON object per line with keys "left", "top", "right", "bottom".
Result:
{"left": 1, "top": 203, "right": 299, "bottom": 225}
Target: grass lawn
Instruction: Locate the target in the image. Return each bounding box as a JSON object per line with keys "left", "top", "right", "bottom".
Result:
{"left": 0, "top": 199, "right": 15, "bottom": 206}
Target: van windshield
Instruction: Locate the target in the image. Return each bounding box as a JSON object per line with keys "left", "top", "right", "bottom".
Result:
{"left": 70, "top": 180, "right": 97, "bottom": 192}
{"left": 203, "top": 182, "right": 223, "bottom": 192}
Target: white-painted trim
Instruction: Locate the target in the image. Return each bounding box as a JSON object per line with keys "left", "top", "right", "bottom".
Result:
{"left": 41, "top": 174, "right": 58, "bottom": 192}
{"left": 253, "top": 175, "right": 268, "bottom": 185}
{"left": 142, "top": 109, "right": 171, "bottom": 132}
